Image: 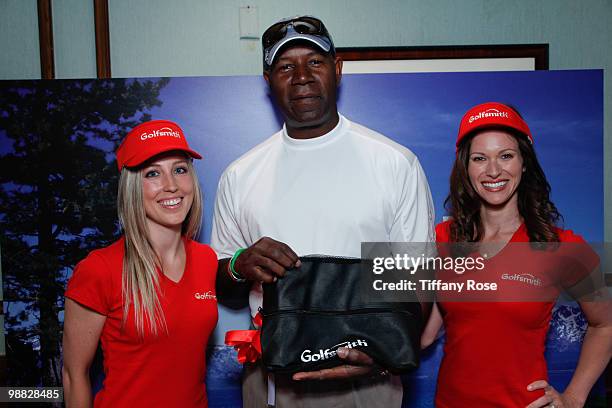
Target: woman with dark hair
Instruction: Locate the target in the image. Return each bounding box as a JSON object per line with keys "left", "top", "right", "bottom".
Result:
{"left": 62, "top": 120, "right": 218, "bottom": 407}
{"left": 421, "top": 102, "right": 612, "bottom": 407}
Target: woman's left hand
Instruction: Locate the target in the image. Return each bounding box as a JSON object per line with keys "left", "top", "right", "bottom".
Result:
{"left": 526, "top": 380, "right": 584, "bottom": 408}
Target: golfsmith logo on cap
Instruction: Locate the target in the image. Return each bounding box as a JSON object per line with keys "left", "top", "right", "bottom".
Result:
{"left": 468, "top": 108, "right": 510, "bottom": 124}
{"left": 115, "top": 119, "right": 202, "bottom": 171}
{"left": 456, "top": 102, "right": 534, "bottom": 148}
{"left": 140, "top": 127, "right": 182, "bottom": 140}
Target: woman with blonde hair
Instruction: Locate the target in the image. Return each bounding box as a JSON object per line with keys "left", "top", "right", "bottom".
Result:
{"left": 62, "top": 120, "right": 218, "bottom": 407}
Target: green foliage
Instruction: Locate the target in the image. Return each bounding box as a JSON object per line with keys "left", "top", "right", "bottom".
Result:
{"left": 0, "top": 77, "right": 170, "bottom": 386}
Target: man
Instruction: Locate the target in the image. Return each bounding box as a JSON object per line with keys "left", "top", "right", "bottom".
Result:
{"left": 211, "top": 15, "right": 435, "bottom": 407}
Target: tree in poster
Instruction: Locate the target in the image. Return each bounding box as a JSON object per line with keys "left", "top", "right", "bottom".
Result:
{"left": 0, "top": 77, "right": 170, "bottom": 386}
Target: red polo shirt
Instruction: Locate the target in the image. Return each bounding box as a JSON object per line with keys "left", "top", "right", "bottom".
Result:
{"left": 66, "top": 237, "right": 218, "bottom": 407}
{"left": 435, "top": 221, "right": 597, "bottom": 407}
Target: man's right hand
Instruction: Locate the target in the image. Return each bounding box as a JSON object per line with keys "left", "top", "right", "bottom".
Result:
{"left": 233, "top": 237, "right": 300, "bottom": 283}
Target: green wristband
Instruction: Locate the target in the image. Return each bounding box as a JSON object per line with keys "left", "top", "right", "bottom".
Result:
{"left": 229, "top": 248, "right": 247, "bottom": 282}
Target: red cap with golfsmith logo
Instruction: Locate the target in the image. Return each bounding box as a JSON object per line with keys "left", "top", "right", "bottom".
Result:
{"left": 116, "top": 120, "right": 202, "bottom": 171}
{"left": 456, "top": 102, "right": 534, "bottom": 148}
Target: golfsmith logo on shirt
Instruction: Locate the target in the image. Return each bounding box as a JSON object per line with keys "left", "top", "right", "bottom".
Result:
{"left": 140, "top": 127, "right": 181, "bottom": 141}
{"left": 501, "top": 273, "right": 543, "bottom": 287}
{"left": 194, "top": 291, "right": 217, "bottom": 301}
{"left": 468, "top": 108, "right": 509, "bottom": 124}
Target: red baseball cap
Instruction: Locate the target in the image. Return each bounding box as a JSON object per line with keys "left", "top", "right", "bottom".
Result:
{"left": 116, "top": 120, "right": 202, "bottom": 171}
{"left": 456, "top": 102, "right": 534, "bottom": 148}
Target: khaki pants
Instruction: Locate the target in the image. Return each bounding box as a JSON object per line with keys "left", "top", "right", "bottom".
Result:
{"left": 242, "top": 362, "right": 403, "bottom": 408}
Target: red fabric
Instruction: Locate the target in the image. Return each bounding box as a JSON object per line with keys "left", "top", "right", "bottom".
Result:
{"left": 225, "top": 313, "right": 263, "bottom": 363}
{"left": 65, "top": 237, "right": 218, "bottom": 408}
{"left": 434, "top": 220, "right": 597, "bottom": 407}
{"left": 115, "top": 120, "right": 202, "bottom": 170}
{"left": 456, "top": 102, "right": 533, "bottom": 147}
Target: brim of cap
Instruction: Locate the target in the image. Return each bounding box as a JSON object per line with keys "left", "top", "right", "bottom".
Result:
{"left": 457, "top": 122, "right": 533, "bottom": 147}
{"left": 265, "top": 34, "right": 331, "bottom": 67}
{"left": 121, "top": 147, "right": 202, "bottom": 170}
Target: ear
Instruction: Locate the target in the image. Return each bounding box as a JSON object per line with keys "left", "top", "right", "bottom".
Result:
{"left": 263, "top": 70, "right": 271, "bottom": 85}
{"left": 334, "top": 56, "right": 343, "bottom": 86}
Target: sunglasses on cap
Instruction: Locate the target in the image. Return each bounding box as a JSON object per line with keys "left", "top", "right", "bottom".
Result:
{"left": 262, "top": 16, "right": 334, "bottom": 69}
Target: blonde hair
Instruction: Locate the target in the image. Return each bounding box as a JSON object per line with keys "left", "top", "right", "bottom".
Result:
{"left": 117, "top": 157, "right": 202, "bottom": 336}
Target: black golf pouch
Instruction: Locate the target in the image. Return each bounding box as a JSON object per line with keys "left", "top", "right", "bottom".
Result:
{"left": 260, "top": 256, "right": 422, "bottom": 374}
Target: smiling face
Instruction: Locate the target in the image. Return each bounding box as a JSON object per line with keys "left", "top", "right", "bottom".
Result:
{"left": 467, "top": 130, "right": 524, "bottom": 209}
{"left": 264, "top": 44, "right": 342, "bottom": 139}
{"left": 141, "top": 153, "right": 194, "bottom": 232}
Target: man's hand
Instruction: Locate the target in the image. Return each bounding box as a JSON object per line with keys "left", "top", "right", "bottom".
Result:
{"left": 234, "top": 237, "right": 300, "bottom": 283}
{"left": 292, "top": 348, "right": 381, "bottom": 381}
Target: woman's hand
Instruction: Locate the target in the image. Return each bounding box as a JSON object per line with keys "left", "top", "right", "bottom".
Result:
{"left": 292, "top": 348, "right": 382, "bottom": 381}
{"left": 526, "top": 380, "right": 585, "bottom": 408}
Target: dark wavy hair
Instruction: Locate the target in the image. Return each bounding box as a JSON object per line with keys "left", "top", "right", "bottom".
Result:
{"left": 445, "top": 125, "right": 562, "bottom": 243}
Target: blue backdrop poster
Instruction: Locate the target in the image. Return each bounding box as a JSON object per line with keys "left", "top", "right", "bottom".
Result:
{"left": 0, "top": 69, "right": 604, "bottom": 406}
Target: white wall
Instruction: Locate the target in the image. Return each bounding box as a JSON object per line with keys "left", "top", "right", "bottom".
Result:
{"left": 53, "top": 0, "right": 97, "bottom": 79}
{"left": 0, "top": 0, "right": 41, "bottom": 79}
